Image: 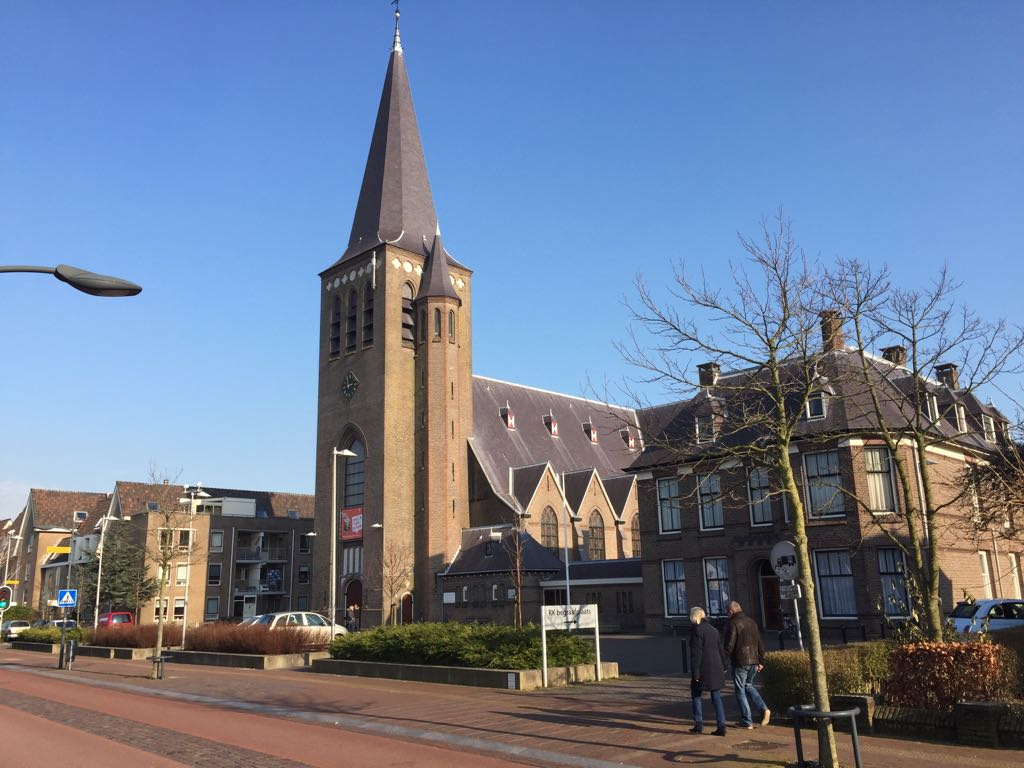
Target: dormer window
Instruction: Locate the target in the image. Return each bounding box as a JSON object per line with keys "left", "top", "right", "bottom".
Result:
{"left": 805, "top": 391, "right": 826, "bottom": 420}
{"left": 620, "top": 428, "right": 636, "bottom": 450}
{"left": 73, "top": 510, "right": 87, "bottom": 524}
{"left": 982, "top": 414, "right": 996, "bottom": 443}
{"left": 956, "top": 403, "right": 968, "bottom": 434}
{"left": 695, "top": 413, "right": 715, "bottom": 444}
{"left": 583, "top": 421, "right": 599, "bottom": 444}
{"left": 544, "top": 413, "right": 559, "bottom": 437}
{"left": 500, "top": 404, "right": 516, "bottom": 430}
{"left": 921, "top": 393, "right": 939, "bottom": 422}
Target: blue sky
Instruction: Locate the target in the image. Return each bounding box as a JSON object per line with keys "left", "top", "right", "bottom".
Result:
{"left": 2, "top": 2, "right": 1021, "bottom": 519}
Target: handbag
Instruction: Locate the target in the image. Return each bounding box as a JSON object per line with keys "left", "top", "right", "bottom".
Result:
{"left": 690, "top": 678, "right": 703, "bottom": 698}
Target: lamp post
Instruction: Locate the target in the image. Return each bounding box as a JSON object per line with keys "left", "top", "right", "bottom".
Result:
{"left": 0, "top": 264, "right": 141, "bottom": 296}
{"left": 92, "top": 516, "right": 119, "bottom": 629}
{"left": 560, "top": 475, "right": 581, "bottom": 629}
{"left": 330, "top": 448, "right": 357, "bottom": 637}
{"left": 2, "top": 534, "right": 22, "bottom": 592}
{"left": 178, "top": 484, "right": 210, "bottom": 650}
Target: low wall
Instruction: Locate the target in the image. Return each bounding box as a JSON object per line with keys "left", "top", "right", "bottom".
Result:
{"left": 166, "top": 650, "right": 328, "bottom": 670}
{"left": 311, "top": 659, "right": 619, "bottom": 690}
{"left": 11, "top": 642, "right": 59, "bottom": 653}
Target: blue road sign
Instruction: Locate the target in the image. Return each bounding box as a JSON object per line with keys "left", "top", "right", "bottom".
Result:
{"left": 57, "top": 589, "right": 78, "bottom": 608}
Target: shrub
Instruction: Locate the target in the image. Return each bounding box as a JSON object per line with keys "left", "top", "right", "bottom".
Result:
{"left": 88, "top": 624, "right": 181, "bottom": 649}
{"left": 762, "top": 642, "right": 890, "bottom": 713}
{"left": 886, "top": 641, "right": 1016, "bottom": 710}
{"left": 989, "top": 626, "right": 1024, "bottom": 699}
{"left": 185, "top": 622, "right": 324, "bottom": 654}
{"left": 3, "top": 606, "right": 37, "bottom": 622}
{"left": 329, "top": 622, "right": 595, "bottom": 669}
{"left": 19, "top": 627, "right": 85, "bottom": 644}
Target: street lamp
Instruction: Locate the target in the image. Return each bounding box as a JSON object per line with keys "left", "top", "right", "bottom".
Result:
{"left": 330, "top": 448, "right": 357, "bottom": 638}
{"left": 2, "top": 535, "right": 23, "bottom": 591}
{"left": 0, "top": 264, "right": 142, "bottom": 297}
{"left": 559, "top": 475, "right": 582, "bottom": 629}
{"left": 92, "top": 516, "right": 119, "bottom": 629}
{"left": 178, "top": 484, "right": 210, "bottom": 650}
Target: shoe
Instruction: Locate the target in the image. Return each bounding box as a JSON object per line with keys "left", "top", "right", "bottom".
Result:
{"left": 736, "top": 722, "right": 753, "bottom": 730}
{"left": 712, "top": 727, "right": 727, "bottom": 737}
{"left": 760, "top": 708, "right": 771, "bottom": 727}
{"left": 688, "top": 724, "right": 704, "bottom": 734}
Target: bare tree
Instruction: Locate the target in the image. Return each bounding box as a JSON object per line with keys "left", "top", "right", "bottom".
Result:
{"left": 827, "top": 260, "right": 1024, "bottom": 640}
{"left": 502, "top": 526, "right": 526, "bottom": 629}
{"left": 620, "top": 213, "right": 840, "bottom": 767}
{"left": 381, "top": 540, "right": 413, "bottom": 625}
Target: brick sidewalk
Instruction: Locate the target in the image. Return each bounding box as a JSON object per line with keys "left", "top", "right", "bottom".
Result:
{"left": 1, "top": 648, "right": 1019, "bottom": 768}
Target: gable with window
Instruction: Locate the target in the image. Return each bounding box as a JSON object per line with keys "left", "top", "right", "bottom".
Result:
{"left": 586, "top": 510, "right": 605, "bottom": 560}
{"left": 540, "top": 507, "right": 558, "bottom": 551}
{"left": 804, "top": 450, "right": 844, "bottom": 517}
{"left": 658, "top": 477, "right": 682, "bottom": 533}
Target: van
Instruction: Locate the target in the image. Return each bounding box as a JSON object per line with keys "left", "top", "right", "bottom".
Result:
{"left": 97, "top": 612, "right": 134, "bottom": 627}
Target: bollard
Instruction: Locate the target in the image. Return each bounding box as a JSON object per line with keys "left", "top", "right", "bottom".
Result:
{"left": 680, "top": 636, "right": 690, "bottom": 674}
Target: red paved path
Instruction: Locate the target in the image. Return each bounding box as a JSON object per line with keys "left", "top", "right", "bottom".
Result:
{"left": 1, "top": 647, "right": 1019, "bottom": 768}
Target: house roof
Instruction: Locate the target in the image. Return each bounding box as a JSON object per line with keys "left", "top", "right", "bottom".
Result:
{"left": 26, "top": 489, "right": 109, "bottom": 531}
{"left": 444, "top": 526, "right": 566, "bottom": 577}
{"left": 603, "top": 475, "right": 636, "bottom": 518}
{"left": 112, "top": 481, "right": 314, "bottom": 520}
{"left": 470, "top": 376, "right": 641, "bottom": 511}
{"left": 540, "top": 558, "right": 643, "bottom": 583}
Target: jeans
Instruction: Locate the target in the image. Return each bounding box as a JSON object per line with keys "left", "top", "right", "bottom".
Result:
{"left": 691, "top": 688, "right": 726, "bottom": 728}
{"left": 733, "top": 664, "right": 768, "bottom": 726}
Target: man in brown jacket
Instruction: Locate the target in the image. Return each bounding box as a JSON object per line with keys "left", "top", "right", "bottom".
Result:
{"left": 724, "top": 600, "right": 770, "bottom": 729}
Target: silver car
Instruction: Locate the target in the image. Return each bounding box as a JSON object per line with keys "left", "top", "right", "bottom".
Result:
{"left": 246, "top": 611, "right": 348, "bottom": 640}
{"left": 951, "top": 599, "right": 1024, "bottom": 634}
{"left": 1, "top": 620, "right": 30, "bottom": 641}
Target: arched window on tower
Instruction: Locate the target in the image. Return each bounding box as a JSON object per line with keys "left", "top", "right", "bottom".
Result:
{"left": 433, "top": 308, "right": 441, "bottom": 339}
{"left": 401, "top": 283, "right": 415, "bottom": 344}
{"left": 586, "top": 510, "right": 605, "bottom": 560}
{"left": 342, "top": 439, "right": 365, "bottom": 507}
{"left": 630, "top": 513, "right": 641, "bottom": 558}
{"left": 329, "top": 296, "right": 341, "bottom": 356}
{"left": 362, "top": 283, "right": 374, "bottom": 347}
{"left": 448, "top": 309, "right": 455, "bottom": 342}
{"left": 346, "top": 291, "right": 358, "bottom": 352}
{"left": 541, "top": 506, "right": 558, "bottom": 553}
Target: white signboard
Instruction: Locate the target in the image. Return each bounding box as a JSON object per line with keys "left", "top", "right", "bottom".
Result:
{"left": 542, "top": 603, "right": 597, "bottom": 631}
{"left": 442, "top": 592, "right": 456, "bottom": 605}
{"left": 770, "top": 541, "right": 799, "bottom": 580}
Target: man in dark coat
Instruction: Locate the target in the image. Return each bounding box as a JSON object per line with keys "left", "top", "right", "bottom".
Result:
{"left": 688, "top": 605, "right": 729, "bottom": 736}
{"left": 724, "top": 600, "right": 770, "bottom": 729}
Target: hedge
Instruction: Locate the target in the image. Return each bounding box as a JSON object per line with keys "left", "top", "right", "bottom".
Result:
{"left": 330, "top": 622, "right": 595, "bottom": 669}
{"left": 761, "top": 642, "right": 889, "bottom": 713}
{"left": 886, "top": 641, "right": 1017, "bottom": 710}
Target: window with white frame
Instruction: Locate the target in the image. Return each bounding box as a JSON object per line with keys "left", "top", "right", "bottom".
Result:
{"left": 298, "top": 564, "right": 310, "bottom": 584}
{"left": 814, "top": 550, "right": 856, "bottom": 617}
{"left": 921, "top": 393, "right": 939, "bottom": 422}
{"left": 178, "top": 529, "right": 190, "bottom": 550}
{"left": 748, "top": 468, "right": 773, "bottom": 526}
{"left": 865, "top": 447, "right": 896, "bottom": 513}
{"left": 982, "top": 414, "right": 997, "bottom": 443}
{"left": 956, "top": 404, "right": 968, "bottom": 434}
{"left": 173, "top": 598, "right": 185, "bottom": 621}
{"left": 175, "top": 564, "right": 188, "bottom": 586}
{"left": 153, "top": 598, "right": 168, "bottom": 621}
{"left": 205, "top": 597, "right": 219, "bottom": 621}
{"left": 703, "top": 557, "right": 730, "bottom": 616}
{"left": 878, "top": 549, "right": 909, "bottom": 616}
{"left": 210, "top": 530, "right": 223, "bottom": 553}
{"left": 299, "top": 534, "right": 313, "bottom": 554}
{"left": 208, "top": 563, "right": 221, "bottom": 586}
{"left": 658, "top": 477, "right": 683, "bottom": 533}
{"left": 979, "top": 550, "right": 993, "bottom": 598}
{"left": 698, "top": 474, "right": 723, "bottom": 530}
{"left": 804, "top": 450, "right": 844, "bottom": 517}
{"left": 695, "top": 413, "right": 715, "bottom": 444}
{"left": 662, "top": 560, "right": 687, "bottom": 616}
{"left": 805, "top": 391, "right": 826, "bottom": 420}
{"left": 1007, "top": 552, "right": 1022, "bottom": 600}
{"left": 492, "top": 584, "right": 500, "bottom": 601}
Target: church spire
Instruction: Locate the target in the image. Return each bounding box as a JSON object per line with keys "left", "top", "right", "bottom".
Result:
{"left": 340, "top": 12, "right": 438, "bottom": 263}
{"left": 416, "top": 223, "right": 460, "bottom": 302}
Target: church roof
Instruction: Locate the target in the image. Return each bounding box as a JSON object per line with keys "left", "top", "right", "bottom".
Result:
{"left": 444, "top": 526, "right": 565, "bottom": 577}
{"left": 337, "top": 16, "right": 463, "bottom": 269}
{"left": 415, "top": 227, "right": 460, "bottom": 302}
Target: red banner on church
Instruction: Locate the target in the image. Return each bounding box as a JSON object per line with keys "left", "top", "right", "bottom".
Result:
{"left": 340, "top": 507, "right": 363, "bottom": 541}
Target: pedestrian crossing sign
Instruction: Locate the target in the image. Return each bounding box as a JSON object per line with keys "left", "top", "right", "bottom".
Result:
{"left": 57, "top": 589, "right": 77, "bottom": 608}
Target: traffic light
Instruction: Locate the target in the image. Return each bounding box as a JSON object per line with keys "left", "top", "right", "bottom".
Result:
{"left": 0, "top": 586, "right": 11, "bottom": 610}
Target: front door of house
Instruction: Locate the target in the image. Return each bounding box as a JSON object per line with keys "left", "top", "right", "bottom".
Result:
{"left": 243, "top": 594, "right": 257, "bottom": 620}
{"left": 759, "top": 561, "right": 783, "bottom": 630}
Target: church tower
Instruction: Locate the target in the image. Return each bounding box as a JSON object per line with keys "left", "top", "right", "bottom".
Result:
{"left": 313, "top": 12, "right": 472, "bottom": 626}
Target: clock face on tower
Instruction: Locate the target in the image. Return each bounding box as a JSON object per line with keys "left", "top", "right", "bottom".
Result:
{"left": 341, "top": 371, "right": 360, "bottom": 400}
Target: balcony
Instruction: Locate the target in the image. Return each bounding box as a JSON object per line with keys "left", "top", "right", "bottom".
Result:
{"left": 234, "top": 580, "right": 285, "bottom": 595}
{"left": 235, "top": 546, "right": 289, "bottom": 563}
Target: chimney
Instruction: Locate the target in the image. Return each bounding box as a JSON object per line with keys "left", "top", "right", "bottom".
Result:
{"left": 881, "top": 346, "right": 907, "bottom": 367}
{"left": 935, "top": 363, "right": 960, "bottom": 390}
{"left": 697, "top": 362, "right": 720, "bottom": 388}
{"left": 162, "top": 479, "right": 169, "bottom": 486}
{"left": 819, "top": 310, "right": 844, "bottom": 352}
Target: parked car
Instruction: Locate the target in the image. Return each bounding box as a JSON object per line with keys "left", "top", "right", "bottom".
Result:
{"left": 951, "top": 599, "right": 1024, "bottom": 633}
{"left": 42, "top": 619, "right": 78, "bottom": 630}
{"left": 97, "top": 611, "right": 134, "bottom": 627}
{"left": 245, "top": 612, "right": 347, "bottom": 640}
{"left": 1, "top": 620, "right": 31, "bottom": 641}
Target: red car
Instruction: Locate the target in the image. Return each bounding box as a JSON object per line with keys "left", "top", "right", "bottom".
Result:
{"left": 97, "top": 612, "right": 134, "bottom": 627}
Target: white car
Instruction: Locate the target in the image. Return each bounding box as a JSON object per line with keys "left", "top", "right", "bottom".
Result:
{"left": 245, "top": 611, "right": 348, "bottom": 640}
{"left": 951, "top": 599, "right": 1024, "bottom": 634}
{"left": 1, "top": 620, "right": 30, "bottom": 641}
